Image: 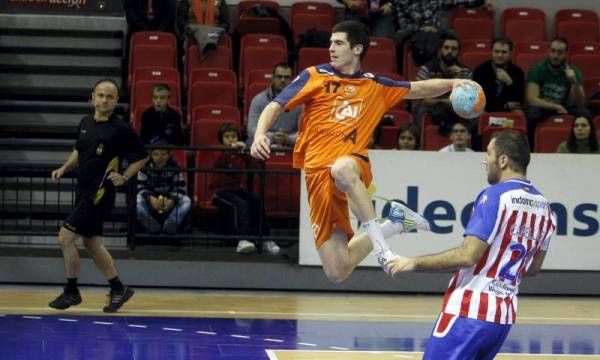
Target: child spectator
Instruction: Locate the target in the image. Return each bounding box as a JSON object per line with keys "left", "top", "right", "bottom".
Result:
{"left": 396, "top": 123, "right": 419, "bottom": 150}
{"left": 136, "top": 140, "right": 191, "bottom": 234}
{"left": 140, "top": 84, "right": 186, "bottom": 145}
{"left": 210, "top": 123, "right": 280, "bottom": 254}
{"left": 439, "top": 120, "right": 473, "bottom": 152}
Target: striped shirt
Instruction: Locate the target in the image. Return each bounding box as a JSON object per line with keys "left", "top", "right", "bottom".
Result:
{"left": 441, "top": 179, "right": 555, "bottom": 324}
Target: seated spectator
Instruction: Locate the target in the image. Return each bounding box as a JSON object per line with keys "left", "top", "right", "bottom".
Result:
{"left": 556, "top": 116, "right": 600, "bottom": 154}
{"left": 396, "top": 123, "right": 419, "bottom": 150}
{"left": 124, "top": 0, "right": 175, "bottom": 34}
{"left": 394, "top": 0, "right": 495, "bottom": 68}
{"left": 176, "top": 0, "right": 229, "bottom": 57}
{"left": 246, "top": 63, "right": 301, "bottom": 147}
{"left": 140, "top": 84, "right": 186, "bottom": 145}
{"left": 526, "top": 37, "right": 593, "bottom": 145}
{"left": 337, "top": 0, "right": 396, "bottom": 39}
{"left": 136, "top": 140, "right": 191, "bottom": 234}
{"left": 414, "top": 34, "right": 472, "bottom": 134}
{"left": 473, "top": 37, "right": 525, "bottom": 114}
{"left": 439, "top": 120, "right": 473, "bottom": 152}
{"left": 211, "top": 123, "right": 280, "bottom": 254}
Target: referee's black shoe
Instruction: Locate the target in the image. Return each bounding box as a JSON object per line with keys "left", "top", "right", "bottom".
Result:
{"left": 103, "top": 287, "right": 135, "bottom": 313}
{"left": 49, "top": 291, "right": 82, "bottom": 310}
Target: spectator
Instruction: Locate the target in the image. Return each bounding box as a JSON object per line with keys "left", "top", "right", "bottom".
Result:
{"left": 140, "top": 84, "right": 186, "bottom": 145}
{"left": 526, "top": 37, "right": 592, "bottom": 145}
{"left": 439, "top": 120, "right": 473, "bottom": 152}
{"left": 394, "top": 0, "right": 494, "bottom": 68}
{"left": 124, "top": 0, "right": 176, "bottom": 34}
{"left": 136, "top": 140, "right": 191, "bottom": 234}
{"left": 176, "top": 0, "right": 229, "bottom": 58}
{"left": 556, "top": 116, "right": 600, "bottom": 154}
{"left": 473, "top": 37, "right": 525, "bottom": 114}
{"left": 211, "top": 123, "right": 280, "bottom": 254}
{"left": 246, "top": 63, "right": 301, "bottom": 148}
{"left": 337, "top": 0, "right": 396, "bottom": 39}
{"left": 414, "top": 33, "right": 472, "bottom": 134}
{"left": 396, "top": 123, "right": 419, "bottom": 150}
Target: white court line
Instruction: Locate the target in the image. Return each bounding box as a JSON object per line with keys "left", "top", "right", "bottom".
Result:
{"left": 196, "top": 331, "right": 216, "bottom": 335}
{"left": 128, "top": 324, "right": 147, "bottom": 328}
{"left": 329, "top": 346, "right": 349, "bottom": 350}
{"left": 0, "top": 314, "right": 6, "bottom": 317}
{"left": 58, "top": 318, "right": 78, "bottom": 322}
{"left": 1, "top": 306, "right": 599, "bottom": 323}
{"left": 297, "top": 342, "right": 317, "bottom": 347}
{"left": 265, "top": 349, "right": 278, "bottom": 360}
{"left": 22, "top": 316, "right": 42, "bottom": 319}
{"left": 93, "top": 321, "right": 113, "bottom": 325}
{"left": 231, "top": 334, "right": 250, "bottom": 339}
{"left": 264, "top": 338, "right": 284, "bottom": 343}
{"left": 162, "top": 327, "right": 182, "bottom": 332}
{"left": 264, "top": 350, "right": 600, "bottom": 359}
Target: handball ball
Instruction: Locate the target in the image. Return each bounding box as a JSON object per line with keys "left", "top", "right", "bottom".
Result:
{"left": 450, "top": 81, "right": 486, "bottom": 119}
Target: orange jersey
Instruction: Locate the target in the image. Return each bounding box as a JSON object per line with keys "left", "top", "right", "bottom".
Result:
{"left": 274, "top": 64, "right": 411, "bottom": 171}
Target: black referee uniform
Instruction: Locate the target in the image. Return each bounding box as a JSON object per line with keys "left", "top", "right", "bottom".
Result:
{"left": 63, "top": 114, "right": 147, "bottom": 238}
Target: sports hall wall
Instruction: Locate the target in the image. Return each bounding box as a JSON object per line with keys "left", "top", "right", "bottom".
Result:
{"left": 0, "top": 0, "right": 598, "bottom": 295}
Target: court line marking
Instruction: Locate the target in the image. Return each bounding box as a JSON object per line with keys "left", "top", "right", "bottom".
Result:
{"left": 1, "top": 306, "right": 598, "bottom": 323}
{"left": 329, "top": 346, "right": 349, "bottom": 350}
{"left": 128, "top": 324, "right": 147, "bottom": 328}
{"left": 196, "top": 331, "right": 216, "bottom": 335}
{"left": 231, "top": 334, "right": 250, "bottom": 339}
{"left": 264, "top": 338, "right": 284, "bottom": 343}
{"left": 58, "top": 318, "right": 78, "bottom": 322}
{"left": 92, "top": 321, "right": 113, "bottom": 325}
{"left": 22, "top": 315, "right": 42, "bottom": 319}
{"left": 162, "top": 327, "right": 182, "bottom": 332}
{"left": 297, "top": 342, "right": 317, "bottom": 347}
{"left": 264, "top": 350, "right": 600, "bottom": 358}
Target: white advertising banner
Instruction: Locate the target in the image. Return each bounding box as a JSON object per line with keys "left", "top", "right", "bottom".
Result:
{"left": 299, "top": 151, "right": 600, "bottom": 270}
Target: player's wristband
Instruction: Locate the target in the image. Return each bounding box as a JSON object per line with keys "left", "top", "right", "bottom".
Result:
{"left": 122, "top": 174, "right": 129, "bottom": 183}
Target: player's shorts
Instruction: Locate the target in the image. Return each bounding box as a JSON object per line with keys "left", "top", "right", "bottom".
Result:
{"left": 423, "top": 312, "right": 512, "bottom": 360}
{"left": 63, "top": 187, "right": 115, "bottom": 238}
{"left": 305, "top": 154, "right": 373, "bottom": 249}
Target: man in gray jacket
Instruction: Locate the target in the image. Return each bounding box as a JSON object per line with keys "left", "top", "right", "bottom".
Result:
{"left": 246, "top": 63, "right": 302, "bottom": 147}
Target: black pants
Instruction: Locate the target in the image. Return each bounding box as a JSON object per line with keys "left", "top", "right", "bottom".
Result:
{"left": 212, "top": 189, "right": 270, "bottom": 237}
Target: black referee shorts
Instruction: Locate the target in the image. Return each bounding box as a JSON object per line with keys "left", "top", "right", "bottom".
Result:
{"left": 63, "top": 188, "right": 115, "bottom": 238}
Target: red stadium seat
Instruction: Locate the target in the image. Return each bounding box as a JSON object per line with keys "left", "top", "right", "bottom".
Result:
{"left": 461, "top": 52, "right": 491, "bottom": 70}
{"left": 462, "top": 39, "right": 492, "bottom": 54}
{"left": 534, "top": 126, "right": 570, "bottom": 153}
{"left": 188, "top": 81, "right": 237, "bottom": 121}
{"left": 479, "top": 112, "right": 527, "bottom": 135}
{"left": 191, "top": 105, "right": 240, "bottom": 125}
{"left": 422, "top": 125, "right": 452, "bottom": 151}
{"left": 194, "top": 151, "right": 222, "bottom": 211}
{"left": 296, "top": 47, "right": 330, "bottom": 72}
{"left": 502, "top": 8, "right": 547, "bottom": 43}
{"left": 382, "top": 109, "right": 413, "bottom": 127}
{"left": 514, "top": 52, "right": 546, "bottom": 74}
{"left": 570, "top": 53, "right": 600, "bottom": 78}
{"left": 235, "top": 1, "right": 282, "bottom": 37}
{"left": 255, "top": 150, "right": 300, "bottom": 217}
{"left": 452, "top": 17, "right": 494, "bottom": 41}
{"left": 291, "top": 14, "right": 334, "bottom": 44}
{"left": 129, "top": 45, "right": 176, "bottom": 85}
{"left": 235, "top": 0, "right": 280, "bottom": 19}
{"left": 554, "top": 9, "right": 599, "bottom": 43}
{"left": 190, "top": 118, "right": 231, "bottom": 146}
{"left": 378, "top": 125, "right": 400, "bottom": 149}
{"left": 570, "top": 42, "right": 600, "bottom": 55}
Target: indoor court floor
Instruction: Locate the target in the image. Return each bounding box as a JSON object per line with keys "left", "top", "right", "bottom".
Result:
{"left": 0, "top": 286, "right": 599, "bottom": 359}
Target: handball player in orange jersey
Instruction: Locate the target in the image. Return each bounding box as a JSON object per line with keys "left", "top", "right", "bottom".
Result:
{"left": 251, "top": 20, "right": 470, "bottom": 283}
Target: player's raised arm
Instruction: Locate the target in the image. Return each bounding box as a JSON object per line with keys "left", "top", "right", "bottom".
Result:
{"left": 250, "top": 101, "right": 284, "bottom": 160}
{"left": 405, "top": 78, "right": 468, "bottom": 99}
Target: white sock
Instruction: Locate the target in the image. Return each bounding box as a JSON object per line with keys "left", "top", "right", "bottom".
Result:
{"left": 362, "top": 218, "right": 390, "bottom": 254}
{"left": 381, "top": 219, "right": 404, "bottom": 238}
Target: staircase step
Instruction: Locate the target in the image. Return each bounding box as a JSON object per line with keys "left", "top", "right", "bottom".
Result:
{"left": 0, "top": 35, "right": 123, "bottom": 51}
{"left": 0, "top": 73, "right": 122, "bottom": 97}
{"left": 0, "top": 53, "right": 121, "bottom": 68}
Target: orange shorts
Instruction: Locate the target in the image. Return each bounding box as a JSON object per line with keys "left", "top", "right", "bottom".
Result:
{"left": 305, "top": 155, "right": 373, "bottom": 249}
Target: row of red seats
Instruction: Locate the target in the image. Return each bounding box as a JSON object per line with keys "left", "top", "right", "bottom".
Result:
{"left": 450, "top": 7, "right": 599, "bottom": 45}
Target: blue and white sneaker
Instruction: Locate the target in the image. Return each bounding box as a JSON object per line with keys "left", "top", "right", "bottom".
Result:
{"left": 388, "top": 201, "right": 431, "bottom": 232}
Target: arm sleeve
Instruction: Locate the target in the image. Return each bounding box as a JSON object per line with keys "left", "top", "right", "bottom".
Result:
{"left": 377, "top": 76, "right": 411, "bottom": 109}
{"left": 464, "top": 188, "right": 501, "bottom": 244}
{"left": 274, "top": 69, "right": 318, "bottom": 110}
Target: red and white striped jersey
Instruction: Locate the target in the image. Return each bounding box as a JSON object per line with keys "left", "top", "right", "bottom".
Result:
{"left": 441, "top": 178, "right": 555, "bottom": 324}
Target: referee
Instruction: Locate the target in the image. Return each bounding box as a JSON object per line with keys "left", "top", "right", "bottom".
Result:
{"left": 49, "top": 79, "right": 148, "bottom": 313}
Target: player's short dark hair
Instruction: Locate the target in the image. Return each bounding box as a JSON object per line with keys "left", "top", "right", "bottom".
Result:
{"left": 272, "top": 63, "right": 292, "bottom": 74}
{"left": 92, "top": 78, "right": 120, "bottom": 94}
{"left": 331, "top": 20, "right": 370, "bottom": 60}
{"left": 217, "top": 122, "right": 240, "bottom": 144}
{"left": 492, "top": 130, "right": 530, "bottom": 174}
{"left": 550, "top": 36, "right": 569, "bottom": 51}
{"left": 492, "top": 37, "right": 513, "bottom": 51}
{"left": 152, "top": 83, "right": 171, "bottom": 93}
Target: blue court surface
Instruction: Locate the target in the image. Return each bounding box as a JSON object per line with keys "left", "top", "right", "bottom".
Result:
{"left": 1, "top": 314, "right": 599, "bottom": 359}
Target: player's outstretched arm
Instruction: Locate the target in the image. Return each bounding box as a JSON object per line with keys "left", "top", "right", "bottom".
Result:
{"left": 251, "top": 101, "right": 284, "bottom": 160}
{"left": 386, "top": 236, "right": 489, "bottom": 276}
{"left": 405, "top": 78, "right": 469, "bottom": 100}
